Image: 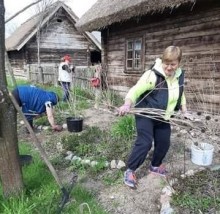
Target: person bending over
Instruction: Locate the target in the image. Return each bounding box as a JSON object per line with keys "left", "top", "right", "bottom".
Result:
{"left": 12, "top": 85, "right": 62, "bottom": 131}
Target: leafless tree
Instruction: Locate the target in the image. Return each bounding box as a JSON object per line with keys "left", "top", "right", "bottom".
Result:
{"left": 0, "top": 0, "right": 23, "bottom": 198}
{"left": 1, "top": 0, "right": 47, "bottom": 198}
{"left": 35, "top": 0, "right": 56, "bottom": 83}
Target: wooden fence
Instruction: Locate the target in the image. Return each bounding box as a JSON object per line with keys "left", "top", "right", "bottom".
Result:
{"left": 11, "top": 63, "right": 220, "bottom": 114}
{"left": 26, "top": 64, "right": 97, "bottom": 91}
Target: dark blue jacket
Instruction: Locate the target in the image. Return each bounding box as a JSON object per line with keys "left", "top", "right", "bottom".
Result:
{"left": 17, "top": 85, "right": 58, "bottom": 121}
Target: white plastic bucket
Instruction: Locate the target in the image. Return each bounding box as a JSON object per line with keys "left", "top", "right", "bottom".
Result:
{"left": 191, "top": 143, "right": 214, "bottom": 166}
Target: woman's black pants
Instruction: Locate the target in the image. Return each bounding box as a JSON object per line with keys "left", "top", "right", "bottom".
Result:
{"left": 127, "top": 115, "right": 171, "bottom": 171}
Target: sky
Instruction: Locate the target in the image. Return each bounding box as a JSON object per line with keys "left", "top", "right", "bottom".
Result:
{"left": 4, "top": 0, "right": 98, "bottom": 37}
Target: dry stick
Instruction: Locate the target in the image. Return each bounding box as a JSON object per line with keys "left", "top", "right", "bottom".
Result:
{"left": 6, "top": 48, "right": 63, "bottom": 188}
{"left": 98, "top": 103, "right": 195, "bottom": 130}
{"left": 11, "top": 90, "right": 74, "bottom": 212}
{"left": 9, "top": 92, "right": 63, "bottom": 189}
{"left": 6, "top": 26, "right": 63, "bottom": 188}
{"left": 129, "top": 108, "right": 195, "bottom": 129}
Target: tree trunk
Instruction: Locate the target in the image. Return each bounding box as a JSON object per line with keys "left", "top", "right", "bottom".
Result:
{"left": 0, "top": 0, "right": 23, "bottom": 198}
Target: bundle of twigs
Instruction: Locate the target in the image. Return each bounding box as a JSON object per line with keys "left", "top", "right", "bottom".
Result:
{"left": 129, "top": 108, "right": 194, "bottom": 130}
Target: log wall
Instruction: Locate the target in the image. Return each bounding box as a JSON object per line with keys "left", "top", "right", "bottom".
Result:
{"left": 8, "top": 8, "right": 99, "bottom": 71}
{"left": 102, "top": 1, "right": 220, "bottom": 113}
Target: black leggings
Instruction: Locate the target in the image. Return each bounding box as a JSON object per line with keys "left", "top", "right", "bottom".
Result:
{"left": 127, "top": 115, "right": 171, "bottom": 171}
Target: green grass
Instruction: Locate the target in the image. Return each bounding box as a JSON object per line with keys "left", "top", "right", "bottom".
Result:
{"left": 110, "top": 115, "right": 136, "bottom": 140}
{"left": 5, "top": 77, "right": 220, "bottom": 214}
{"left": 0, "top": 142, "right": 108, "bottom": 214}
{"left": 61, "top": 127, "right": 105, "bottom": 157}
{"left": 101, "top": 89, "right": 124, "bottom": 107}
{"left": 172, "top": 169, "right": 220, "bottom": 213}
{"left": 7, "top": 77, "right": 30, "bottom": 91}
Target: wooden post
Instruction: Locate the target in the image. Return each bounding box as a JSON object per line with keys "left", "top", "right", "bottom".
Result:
{"left": 5, "top": 53, "right": 17, "bottom": 87}
{"left": 38, "top": 66, "right": 44, "bottom": 84}
{"left": 94, "top": 65, "right": 102, "bottom": 109}
{"left": 27, "top": 64, "right": 30, "bottom": 81}
{"left": 54, "top": 64, "right": 58, "bottom": 86}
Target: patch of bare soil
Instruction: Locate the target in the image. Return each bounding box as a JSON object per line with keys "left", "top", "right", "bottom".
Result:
{"left": 18, "top": 107, "right": 220, "bottom": 214}
{"left": 98, "top": 173, "right": 164, "bottom": 214}
{"left": 83, "top": 107, "right": 117, "bottom": 130}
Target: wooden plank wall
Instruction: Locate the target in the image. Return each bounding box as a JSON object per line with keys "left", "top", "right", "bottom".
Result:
{"left": 26, "top": 8, "right": 91, "bottom": 66}
{"left": 7, "top": 8, "right": 99, "bottom": 76}
{"left": 102, "top": 3, "right": 220, "bottom": 113}
{"left": 26, "top": 48, "right": 88, "bottom": 67}
{"left": 8, "top": 50, "right": 26, "bottom": 72}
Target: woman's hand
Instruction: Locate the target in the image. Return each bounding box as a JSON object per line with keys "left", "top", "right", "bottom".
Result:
{"left": 52, "top": 124, "right": 63, "bottom": 132}
{"left": 118, "top": 104, "right": 131, "bottom": 116}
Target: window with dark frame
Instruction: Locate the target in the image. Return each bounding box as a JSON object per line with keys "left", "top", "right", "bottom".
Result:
{"left": 126, "top": 38, "right": 142, "bottom": 72}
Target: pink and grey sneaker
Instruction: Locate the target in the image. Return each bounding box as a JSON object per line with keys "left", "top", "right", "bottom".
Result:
{"left": 149, "top": 165, "right": 168, "bottom": 177}
{"left": 124, "top": 169, "right": 137, "bottom": 188}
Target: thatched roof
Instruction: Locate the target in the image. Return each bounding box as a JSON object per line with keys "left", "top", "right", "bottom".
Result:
{"left": 6, "top": 1, "right": 101, "bottom": 51}
{"left": 76, "top": 0, "right": 196, "bottom": 31}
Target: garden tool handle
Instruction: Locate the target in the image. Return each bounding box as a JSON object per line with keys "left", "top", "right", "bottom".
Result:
{"left": 9, "top": 92, "right": 63, "bottom": 189}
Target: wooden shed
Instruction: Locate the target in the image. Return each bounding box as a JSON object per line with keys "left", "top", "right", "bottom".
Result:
{"left": 76, "top": 0, "right": 220, "bottom": 113}
{"left": 6, "top": 1, "right": 101, "bottom": 73}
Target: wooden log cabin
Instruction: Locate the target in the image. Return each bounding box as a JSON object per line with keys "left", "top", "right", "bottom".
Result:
{"left": 76, "top": 0, "right": 220, "bottom": 113}
{"left": 6, "top": 1, "right": 101, "bottom": 73}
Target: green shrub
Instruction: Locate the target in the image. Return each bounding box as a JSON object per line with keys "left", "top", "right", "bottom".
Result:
{"left": 74, "top": 87, "right": 94, "bottom": 100}
{"left": 102, "top": 89, "right": 124, "bottom": 107}
{"left": 62, "top": 127, "right": 104, "bottom": 157}
{"left": 103, "top": 170, "right": 123, "bottom": 186}
{"left": 34, "top": 116, "right": 50, "bottom": 126}
{"left": 7, "top": 77, "right": 30, "bottom": 91}
{"left": 101, "top": 137, "right": 133, "bottom": 160}
{"left": 110, "top": 115, "right": 136, "bottom": 140}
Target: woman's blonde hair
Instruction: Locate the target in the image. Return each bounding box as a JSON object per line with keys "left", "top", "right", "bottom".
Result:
{"left": 162, "top": 46, "right": 182, "bottom": 63}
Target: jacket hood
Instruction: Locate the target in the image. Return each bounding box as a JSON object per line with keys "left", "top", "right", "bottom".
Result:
{"left": 152, "top": 58, "right": 182, "bottom": 78}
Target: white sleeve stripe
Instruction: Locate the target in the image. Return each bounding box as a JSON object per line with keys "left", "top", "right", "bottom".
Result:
{"left": 45, "top": 101, "right": 53, "bottom": 108}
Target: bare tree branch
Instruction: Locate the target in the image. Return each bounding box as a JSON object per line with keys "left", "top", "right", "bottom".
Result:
{"left": 5, "top": 0, "right": 43, "bottom": 23}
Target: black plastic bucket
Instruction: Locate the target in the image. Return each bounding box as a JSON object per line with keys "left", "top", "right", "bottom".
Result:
{"left": 66, "top": 117, "right": 83, "bottom": 132}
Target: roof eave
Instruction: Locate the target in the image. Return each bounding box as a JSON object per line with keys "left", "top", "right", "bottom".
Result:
{"left": 76, "top": 0, "right": 196, "bottom": 32}
{"left": 84, "top": 31, "right": 101, "bottom": 50}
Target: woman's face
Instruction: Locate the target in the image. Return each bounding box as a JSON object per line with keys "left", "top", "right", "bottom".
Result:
{"left": 65, "top": 59, "right": 70, "bottom": 64}
{"left": 162, "top": 60, "right": 179, "bottom": 76}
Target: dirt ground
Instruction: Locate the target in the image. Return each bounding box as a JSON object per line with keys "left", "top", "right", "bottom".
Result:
{"left": 18, "top": 107, "right": 220, "bottom": 214}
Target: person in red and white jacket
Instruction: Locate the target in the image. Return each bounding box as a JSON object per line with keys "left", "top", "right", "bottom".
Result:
{"left": 58, "top": 55, "right": 75, "bottom": 101}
